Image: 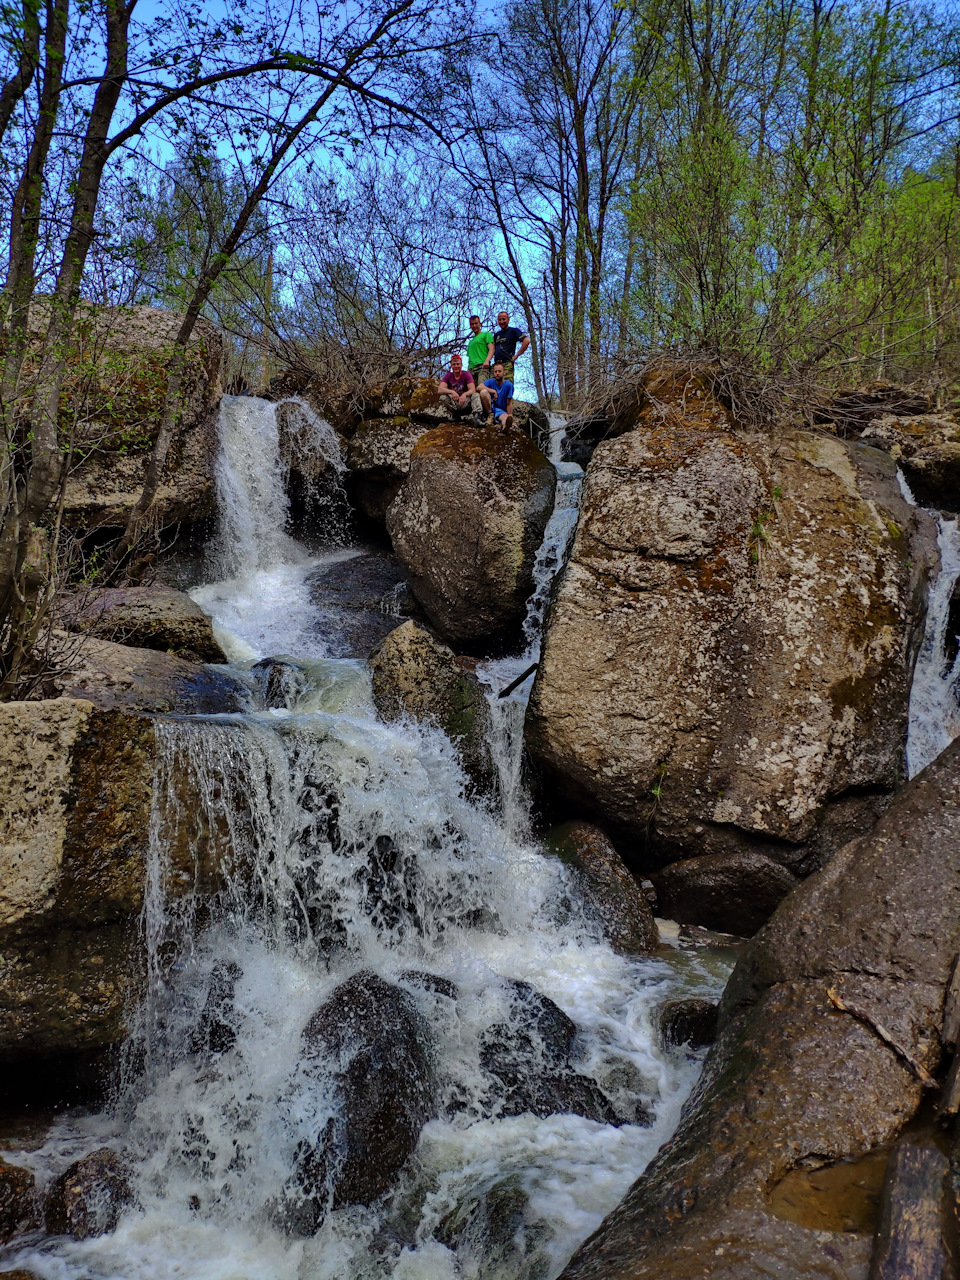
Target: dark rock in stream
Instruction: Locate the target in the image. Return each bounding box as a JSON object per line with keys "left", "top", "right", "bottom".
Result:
{"left": 250, "top": 658, "right": 308, "bottom": 710}
{"left": 45, "top": 1148, "right": 134, "bottom": 1240}
{"left": 545, "top": 821, "right": 658, "bottom": 955}
{"left": 651, "top": 850, "right": 798, "bottom": 938}
{"left": 558, "top": 734, "right": 960, "bottom": 1280}
{"left": 307, "top": 551, "right": 415, "bottom": 657}
{"left": 0, "top": 1156, "right": 39, "bottom": 1242}
{"left": 190, "top": 960, "right": 242, "bottom": 1055}
{"left": 282, "top": 971, "right": 435, "bottom": 1233}
{"left": 480, "top": 980, "right": 622, "bottom": 1125}
{"left": 656, "top": 998, "right": 718, "bottom": 1052}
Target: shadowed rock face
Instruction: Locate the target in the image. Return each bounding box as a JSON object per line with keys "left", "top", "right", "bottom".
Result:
{"left": 558, "top": 736, "right": 960, "bottom": 1280}
{"left": 387, "top": 424, "right": 556, "bottom": 647}
{"left": 526, "top": 403, "right": 936, "bottom": 911}
{"left": 651, "top": 850, "right": 798, "bottom": 937}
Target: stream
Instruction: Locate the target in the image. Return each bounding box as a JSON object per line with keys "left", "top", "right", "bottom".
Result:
{"left": 1, "top": 399, "right": 732, "bottom": 1280}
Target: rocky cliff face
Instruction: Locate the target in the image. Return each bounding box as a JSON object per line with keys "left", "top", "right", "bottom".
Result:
{"left": 527, "top": 385, "right": 936, "bottom": 921}
{"left": 55, "top": 305, "right": 223, "bottom": 532}
{"left": 559, "top": 735, "right": 960, "bottom": 1280}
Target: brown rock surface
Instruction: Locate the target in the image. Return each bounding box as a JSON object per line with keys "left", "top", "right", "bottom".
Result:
{"left": 860, "top": 412, "right": 960, "bottom": 514}
{"left": 545, "top": 821, "right": 658, "bottom": 954}
{"left": 53, "top": 306, "right": 223, "bottom": 531}
{"left": 54, "top": 633, "right": 247, "bottom": 714}
{"left": 61, "top": 586, "right": 226, "bottom": 662}
{"left": 45, "top": 1147, "right": 133, "bottom": 1239}
{"left": 526, "top": 410, "right": 934, "bottom": 878}
{"left": 387, "top": 424, "right": 556, "bottom": 645}
{"left": 0, "top": 699, "right": 154, "bottom": 1061}
{"left": 558, "top": 735, "right": 960, "bottom": 1280}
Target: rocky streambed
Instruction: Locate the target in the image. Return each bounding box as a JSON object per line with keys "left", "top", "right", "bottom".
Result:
{"left": 1, "top": 347, "right": 959, "bottom": 1279}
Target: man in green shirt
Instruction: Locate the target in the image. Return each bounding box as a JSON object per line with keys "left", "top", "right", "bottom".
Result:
{"left": 466, "top": 316, "right": 494, "bottom": 405}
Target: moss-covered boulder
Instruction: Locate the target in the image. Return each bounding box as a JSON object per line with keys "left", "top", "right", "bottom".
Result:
{"left": 387, "top": 424, "right": 557, "bottom": 646}
{"left": 369, "top": 620, "right": 493, "bottom": 788}
{"left": 346, "top": 415, "right": 436, "bottom": 520}
{"left": 559, "top": 736, "right": 960, "bottom": 1280}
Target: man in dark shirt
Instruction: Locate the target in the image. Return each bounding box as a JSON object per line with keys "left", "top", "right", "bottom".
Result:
{"left": 438, "top": 354, "right": 483, "bottom": 423}
{"left": 492, "top": 311, "right": 530, "bottom": 381}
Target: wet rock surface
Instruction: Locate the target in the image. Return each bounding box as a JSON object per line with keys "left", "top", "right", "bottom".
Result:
{"left": 307, "top": 550, "right": 413, "bottom": 657}
{"left": 60, "top": 585, "right": 226, "bottom": 662}
{"left": 0, "top": 1155, "right": 39, "bottom": 1243}
{"left": 656, "top": 998, "right": 719, "bottom": 1051}
{"left": 0, "top": 698, "right": 154, "bottom": 1062}
{"left": 651, "top": 849, "right": 798, "bottom": 936}
{"left": 480, "top": 979, "right": 621, "bottom": 1125}
{"left": 527, "top": 377, "right": 935, "bottom": 893}
{"left": 54, "top": 633, "right": 248, "bottom": 715}
{"left": 387, "top": 424, "right": 556, "bottom": 646}
{"left": 545, "top": 821, "right": 658, "bottom": 954}
{"left": 369, "top": 620, "right": 493, "bottom": 788}
{"left": 860, "top": 411, "right": 960, "bottom": 514}
{"left": 559, "top": 735, "right": 960, "bottom": 1280}
{"left": 45, "top": 1148, "right": 133, "bottom": 1240}
{"left": 286, "top": 971, "right": 435, "bottom": 1229}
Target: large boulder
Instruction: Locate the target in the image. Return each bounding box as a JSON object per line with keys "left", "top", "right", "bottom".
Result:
{"left": 526, "top": 398, "right": 935, "bottom": 918}
{"left": 0, "top": 699, "right": 154, "bottom": 1061}
{"left": 360, "top": 376, "right": 452, "bottom": 423}
{"left": 369, "top": 620, "right": 493, "bottom": 788}
{"left": 53, "top": 633, "right": 247, "bottom": 714}
{"left": 560, "top": 735, "right": 960, "bottom": 1280}
{"left": 283, "top": 971, "right": 435, "bottom": 1231}
{"left": 60, "top": 586, "right": 226, "bottom": 662}
{"left": 545, "top": 821, "right": 658, "bottom": 955}
{"left": 387, "top": 425, "right": 557, "bottom": 646}
{"left": 47, "top": 305, "right": 223, "bottom": 532}
{"left": 651, "top": 850, "right": 798, "bottom": 937}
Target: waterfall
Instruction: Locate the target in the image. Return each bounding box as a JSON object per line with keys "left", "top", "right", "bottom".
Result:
{"left": 478, "top": 461, "right": 585, "bottom": 838}
{"left": 2, "top": 402, "right": 727, "bottom": 1280}
{"left": 907, "top": 516, "right": 960, "bottom": 777}
{"left": 897, "top": 470, "right": 960, "bottom": 776}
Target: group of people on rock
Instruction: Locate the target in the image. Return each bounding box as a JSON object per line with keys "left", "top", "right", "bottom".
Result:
{"left": 437, "top": 311, "right": 530, "bottom": 431}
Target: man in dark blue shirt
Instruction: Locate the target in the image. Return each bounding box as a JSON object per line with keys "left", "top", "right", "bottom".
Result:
{"left": 492, "top": 311, "right": 529, "bottom": 380}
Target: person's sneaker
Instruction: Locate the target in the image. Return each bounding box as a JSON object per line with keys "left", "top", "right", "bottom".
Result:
{"left": 473, "top": 413, "right": 487, "bottom": 429}
{"left": 503, "top": 413, "right": 514, "bottom": 431}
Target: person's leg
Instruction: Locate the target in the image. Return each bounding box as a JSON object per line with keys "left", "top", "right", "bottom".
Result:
{"left": 501, "top": 360, "right": 514, "bottom": 381}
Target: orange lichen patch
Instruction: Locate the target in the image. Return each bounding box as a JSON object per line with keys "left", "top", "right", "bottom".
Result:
{"left": 767, "top": 1149, "right": 889, "bottom": 1234}
{"left": 412, "top": 424, "right": 547, "bottom": 478}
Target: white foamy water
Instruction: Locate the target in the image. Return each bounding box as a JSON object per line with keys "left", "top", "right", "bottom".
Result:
{"left": 478, "top": 461, "right": 585, "bottom": 839}
{"left": 907, "top": 515, "right": 960, "bottom": 776}
{"left": 2, "top": 401, "right": 726, "bottom": 1280}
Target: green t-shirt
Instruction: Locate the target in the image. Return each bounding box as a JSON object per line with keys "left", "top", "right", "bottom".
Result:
{"left": 466, "top": 330, "right": 494, "bottom": 369}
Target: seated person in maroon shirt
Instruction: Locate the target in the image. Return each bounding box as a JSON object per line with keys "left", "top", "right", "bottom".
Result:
{"left": 438, "top": 354, "right": 483, "bottom": 422}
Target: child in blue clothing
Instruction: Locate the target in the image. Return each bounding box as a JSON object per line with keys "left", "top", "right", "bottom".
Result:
{"left": 483, "top": 362, "right": 515, "bottom": 431}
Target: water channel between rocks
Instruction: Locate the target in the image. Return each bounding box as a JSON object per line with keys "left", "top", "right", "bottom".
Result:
{"left": 2, "top": 398, "right": 733, "bottom": 1280}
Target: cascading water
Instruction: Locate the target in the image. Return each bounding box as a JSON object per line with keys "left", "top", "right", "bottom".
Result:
{"left": 898, "top": 471, "right": 960, "bottom": 776}
{"left": 3, "top": 400, "right": 729, "bottom": 1280}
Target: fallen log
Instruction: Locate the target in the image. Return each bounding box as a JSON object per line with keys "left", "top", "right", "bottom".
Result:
{"left": 869, "top": 1139, "right": 954, "bottom": 1280}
